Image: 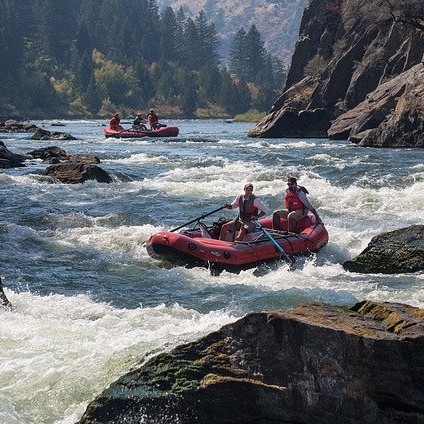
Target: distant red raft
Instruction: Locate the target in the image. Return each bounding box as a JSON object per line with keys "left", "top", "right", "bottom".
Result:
{"left": 104, "top": 125, "right": 179, "bottom": 138}
{"left": 145, "top": 214, "right": 329, "bottom": 274}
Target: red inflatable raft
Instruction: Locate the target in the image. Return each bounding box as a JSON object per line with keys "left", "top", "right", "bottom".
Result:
{"left": 145, "top": 214, "right": 329, "bottom": 273}
{"left": 104, "top": 125, "right": 179, "bottom": 138}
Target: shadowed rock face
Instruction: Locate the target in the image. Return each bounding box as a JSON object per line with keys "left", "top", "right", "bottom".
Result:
{"left": 343, "top": 225, "right": 424, "bottom": 274}
{"left": 78, "top": 301, "right": 424, "bottom": 424}
{"left": 248, "top": 106, "right": 331, "bottom": 138}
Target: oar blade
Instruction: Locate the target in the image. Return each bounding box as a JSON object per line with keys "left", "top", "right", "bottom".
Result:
{"left": 254, "top": 219, "right": 295, "bottom": 269}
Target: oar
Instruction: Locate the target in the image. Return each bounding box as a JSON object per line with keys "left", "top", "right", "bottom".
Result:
{"left": 170, "top": 206, "right": 225, "bottom": 232}
{"left": 253, "top": 219, "right": 295, "bottom": 266}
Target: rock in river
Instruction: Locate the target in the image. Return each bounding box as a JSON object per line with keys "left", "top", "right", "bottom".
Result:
{"left": 78, "top": 301, "right": 424, "bottom": 424}
{"left": 343, "top": 225, "right": 424, "bottom": 274}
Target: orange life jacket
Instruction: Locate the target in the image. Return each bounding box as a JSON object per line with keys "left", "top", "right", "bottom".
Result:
{"left": 109, "top": 116, "right": 120, "bottom": 129}
{"left": 148, "top": 113, "right": 158, "bottom": 125}
{"left": 284, "top": 186, "right": 308, "bottom": 212}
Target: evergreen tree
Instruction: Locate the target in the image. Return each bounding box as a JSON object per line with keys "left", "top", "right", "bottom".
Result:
{"left": 175, "top": 7, "right": 186, "bottom": 29}
{"left": 79, "top": 0, "right": 102, "bottom": 40}
{"left": 142, "top": 0, "right": 161, "bottom": 63}
{"left": 256, "top": 54, "right": 274, "bottom": 86}
{"left": 24, "top": 72, "right": 61, "bottom": 110}
{"left": 228, "top": 24, "right": 285, "bottom": 112}
{"left": 194, "top": 10, "right": 220, "bottom": 68}
{"left": 229, "top": 25, "right": 268, "bottom": 83}
{"left": 218, "top": 69, "right": 237, "bottom": 114}
{"left": 197, "top": 64, "right": 222, "bottom": 104}
{"left": 271, "top": 56, "right": 286, "bottom": 90}
{"left": 228, "top": 28, "right": 248, "bottom": 79}
{"left": 75, "top": 19, "right": 94, "bottom": 56}
{"left": 0, "top": 0, "right": 23, "bottom": 79}
{"left": 177, "top": 69, "right": 197, "bottom": 117}
{"left": 233, "top": 78, "right": 252, "bottom": 114}
{"left": 73, "top": 50, "right": 94, "bottom": 92}
{"left": 34, "top": 0, "right": 79, "bottom": 67}
{"left": 182, "top": 18, "right": 201, "bottom": 70}
{"left": 155, "top": 61, "right": 179, "bottom": 101}
{"left": 181, "top": 12, "right": 220, "bottom": 71}
{"left": 245, "top": 24, "right": 267, "bottom": 81}
{"left": 252, "top": 82, "right": 274, "bottom": 112}
{"left": 84, "top": 75, "right": 102, "bottom": 113}
{"left": 159, "top": 6, "right": 179, "bottom": 62}
{"left": 133, "top": 59, "right": 154, "bottom": 105}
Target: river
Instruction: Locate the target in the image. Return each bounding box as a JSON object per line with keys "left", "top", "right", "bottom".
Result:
{"left": 0, "top": 119, "right": 423, "bottom": 423}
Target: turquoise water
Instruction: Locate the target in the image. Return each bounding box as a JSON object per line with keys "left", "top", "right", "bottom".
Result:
{"left": 0, "top": 119, "right": 423, "bottom": 423}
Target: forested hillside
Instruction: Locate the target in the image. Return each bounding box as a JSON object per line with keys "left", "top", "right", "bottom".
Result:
{"left": 0, "top": 0, "right": 286, "bottom": 119}
{"left": 157, "top": 0, "right": 307, "bottom": 65}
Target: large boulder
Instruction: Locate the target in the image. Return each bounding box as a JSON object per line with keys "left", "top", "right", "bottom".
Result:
{"left": 343, "top": 225, "right": 424, "bottom": 274}
{"left": 44, "top": 163, "right": 112, "bottom": 184}
{"left": 25, "top": 147, "right": 108, "bottom": 183}
{"left": 78, "top": 301, "right": 424, "bottom": 424}
{"left": 31, "top": 127, "right": 77, "bottom": 141}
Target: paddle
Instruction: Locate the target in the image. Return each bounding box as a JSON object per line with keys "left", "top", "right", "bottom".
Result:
{"left": 253, "top": 219, "right": 295, "bottom": 266}
{"left": 170, "top": 206, "right": 226, "bottom": 232}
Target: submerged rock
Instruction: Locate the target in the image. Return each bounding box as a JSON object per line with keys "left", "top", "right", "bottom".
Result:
{"left": 78, "top": 301, "right": 424, "bottom": 424}
{"left": 0, "top": 277, "right": 12, "bottom": 309}
{"left": 0, "top": 120, "right": 77, "bottom": 140}
{"left": 0, "top": 119, "right": 38, "bottom": 133}
{"left": 27, "top": 146, "right": 100, "bottom": 164}
{"left": 343, "top": 225, "right": 424, "bottom": 274}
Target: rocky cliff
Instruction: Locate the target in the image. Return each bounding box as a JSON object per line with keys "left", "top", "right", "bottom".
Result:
{"left": 78, "top": 301, "right": 424, "bottom": 423}
{"left": 249, "top": 0, "right": 424, "bottom": 146}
